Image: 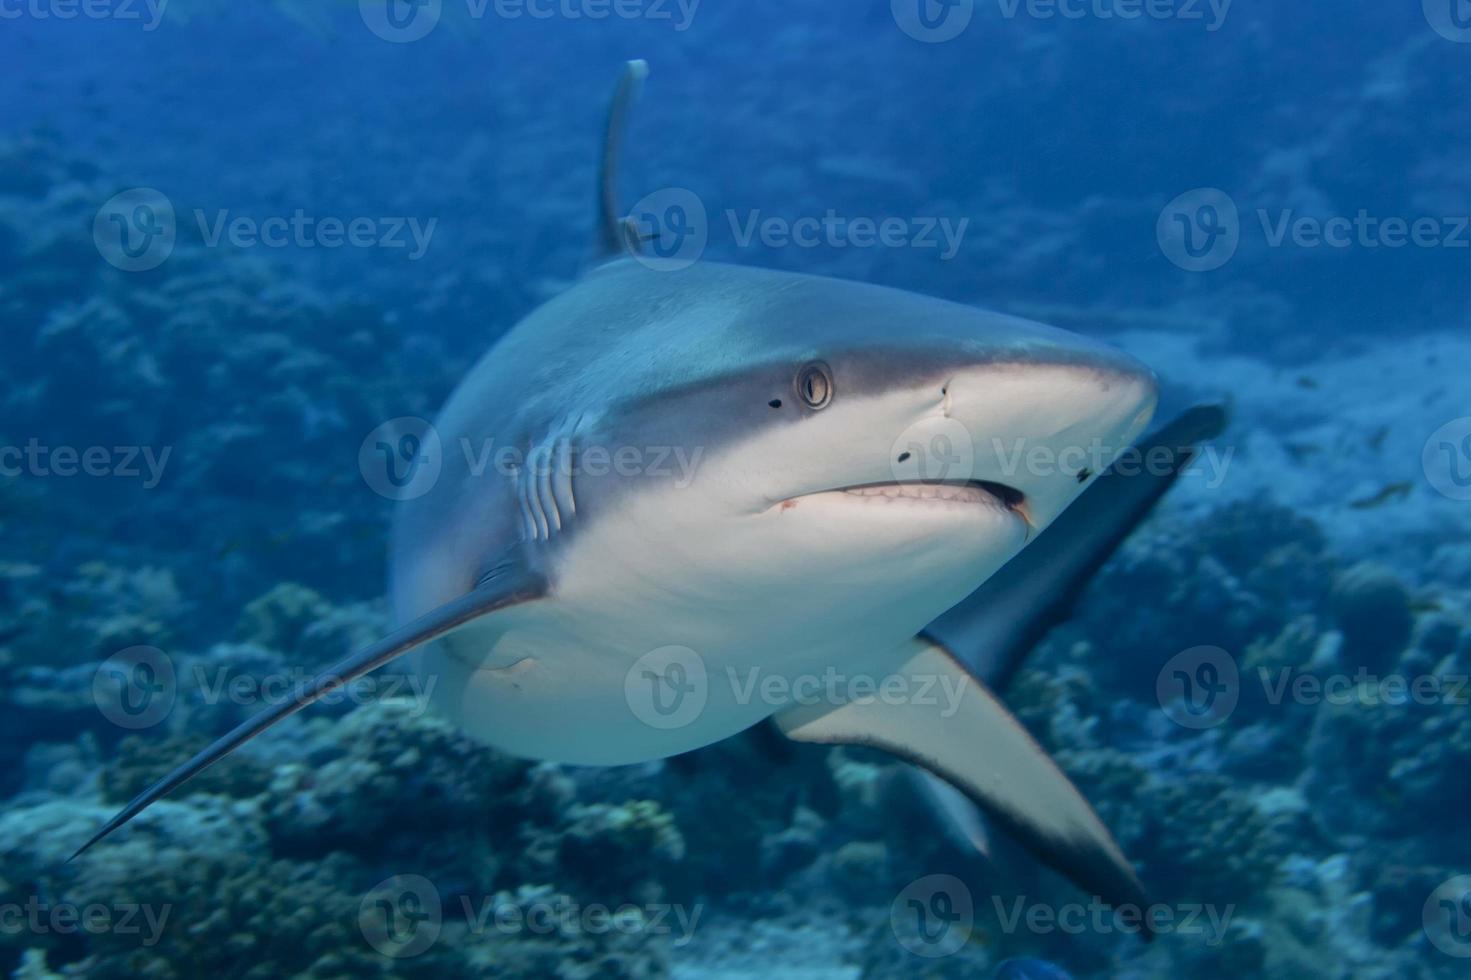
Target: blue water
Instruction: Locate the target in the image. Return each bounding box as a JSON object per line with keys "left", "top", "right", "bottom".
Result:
{"left": 2, "top": 3, "right": 1470, "bottom": 978}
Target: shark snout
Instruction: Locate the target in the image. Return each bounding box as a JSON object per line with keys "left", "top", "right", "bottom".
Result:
{"left": 937, "top": 357, "right": 1158, "bottom": 531}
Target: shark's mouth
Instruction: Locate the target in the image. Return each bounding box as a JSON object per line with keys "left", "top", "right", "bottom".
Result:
{"left": 838, "top": 479, "right": 1028, "bottom": 516}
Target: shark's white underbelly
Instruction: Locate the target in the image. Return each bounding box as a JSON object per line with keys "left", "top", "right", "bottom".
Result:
{"left": 413, "top": 482, "right": 1028, "bottom": 765}
{"left": 416, "top": 564, "right": 929, "bottom": 765}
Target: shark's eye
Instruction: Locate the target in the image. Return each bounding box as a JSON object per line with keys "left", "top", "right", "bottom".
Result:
{"left": 796, "top": 362, "right": 833, "bottom": 410}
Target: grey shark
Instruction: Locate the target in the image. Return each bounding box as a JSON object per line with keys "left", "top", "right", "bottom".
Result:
{"left": 75, "top": 61, "right": 1224, "bottom": 925}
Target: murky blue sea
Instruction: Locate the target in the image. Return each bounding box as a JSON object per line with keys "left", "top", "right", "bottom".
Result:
{"left": 2, "top": 3, "right": 1470, "bottom": 978}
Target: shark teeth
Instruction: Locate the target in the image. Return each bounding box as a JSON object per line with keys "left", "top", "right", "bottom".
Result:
{"left": 841, "top": 482, "right": 997, "bottom": 505}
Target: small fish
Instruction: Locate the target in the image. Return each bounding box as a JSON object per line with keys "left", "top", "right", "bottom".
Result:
{"left": 1296, "top": 375, "right": 1319, "bottom": 390}
{"left": 1349, "top": 482, "right": 1412, "bottom": 510}
{"left": 995, "top": 958, "right": 1075, "bottom": 980}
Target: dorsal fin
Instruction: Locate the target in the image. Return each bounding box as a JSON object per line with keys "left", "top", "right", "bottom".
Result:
{"left": 595, "top": 59, "right": 650, "bottom": 259}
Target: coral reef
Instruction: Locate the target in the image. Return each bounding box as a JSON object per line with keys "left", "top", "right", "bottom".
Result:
{"left": 1329, "top": 563, "right": 1415, "bottom": 671}
{"left": 2, "top": 127, "right": 1468, "bottom": 980}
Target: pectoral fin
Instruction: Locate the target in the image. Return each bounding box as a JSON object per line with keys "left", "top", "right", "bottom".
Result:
{"left": 926, "top": 405, "right": 1228, "bottom": 689}
{"left": 70, "top": 564, "right": 548, "bottom": 861}
{"left": 775, "top": 638, "right": 1149, "bottom": 927}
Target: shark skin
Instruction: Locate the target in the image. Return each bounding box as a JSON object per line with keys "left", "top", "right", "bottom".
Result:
{"left": 391, "top": 255, "right": 1160, "bottom": 770}
{"left": 73, "top": 61, "right": 1205, "bottom": 927}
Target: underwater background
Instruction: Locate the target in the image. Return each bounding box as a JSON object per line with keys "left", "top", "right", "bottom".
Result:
{"left": 2, "top": 1, "right": 1471, "bottom": 977}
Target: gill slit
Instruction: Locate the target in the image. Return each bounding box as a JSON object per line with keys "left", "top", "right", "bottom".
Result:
{"left": 518, "top": 415, "right": 582, "bottom": 543}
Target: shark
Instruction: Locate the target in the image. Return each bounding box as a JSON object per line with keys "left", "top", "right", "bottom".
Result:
{"left": 74, "top": 60, "right": 1225, "bottom": 927}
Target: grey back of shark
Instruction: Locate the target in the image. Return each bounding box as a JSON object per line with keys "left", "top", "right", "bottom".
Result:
{"left": 74, "top": 61, "right": 1225, "bottom": 936}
